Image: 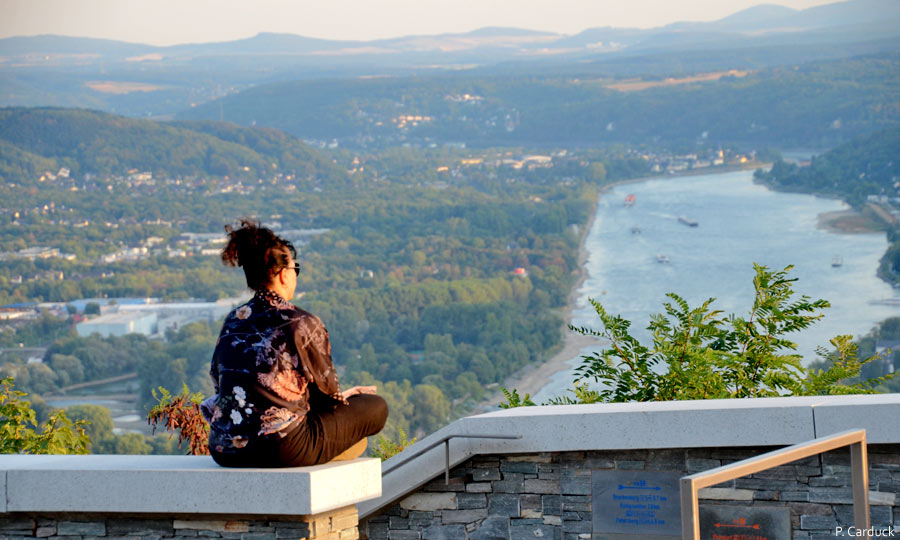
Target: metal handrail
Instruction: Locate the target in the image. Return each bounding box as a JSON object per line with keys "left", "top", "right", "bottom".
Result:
{"left": 680, "top": 429, "right": 870, "bottom": 540}
{"left": 383, "top": 434, "right": 522, "bottom": 484}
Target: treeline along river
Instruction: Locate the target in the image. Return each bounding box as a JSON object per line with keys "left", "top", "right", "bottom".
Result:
{"left": 534, "top": 169, "right": 900, "bottom": 403}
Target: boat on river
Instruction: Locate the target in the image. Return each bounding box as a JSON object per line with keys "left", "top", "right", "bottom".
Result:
{"left": 657, "top": 254, "right": 670, "bottom": 263}
{"left": 832, "top": 255, "right": 843, "bottom": 267}
{"left": 625, "top": 194, "right": 635, "bottom": 206}
{"left": 679, "top": 216, "right": 698, "bottom": 227}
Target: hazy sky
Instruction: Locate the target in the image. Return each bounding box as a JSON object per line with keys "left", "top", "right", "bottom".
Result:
{"left": 3, "top": 0, "right": 839, "bottom": 45}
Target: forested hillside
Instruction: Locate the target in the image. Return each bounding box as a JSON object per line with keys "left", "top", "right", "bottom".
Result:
{"left": 178, "top": 53, "right": 900, "bottom": 149}
{"left": 755, "top": 127, "right": 900, "bottom": 205}
{"left": 0, "top": 108, "right": 346, "bottom": 183}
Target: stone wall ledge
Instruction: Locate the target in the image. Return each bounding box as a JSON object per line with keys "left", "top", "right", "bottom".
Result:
{"left": 0, "top": 455, "right": 381, "bottom": 516}
{"left": 361, "top": 394, "right": 900, "bottom": 517}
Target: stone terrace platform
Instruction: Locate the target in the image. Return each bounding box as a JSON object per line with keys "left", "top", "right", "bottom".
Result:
{"left": 0, "top": 395, "right": 898, "bottom": 540}
{"left": 361, "top": 394, "right": 900, "bottom": 540}
{"left": 0, "top": 456, "right": 381, "bottom": 538}
{"left": 367, "top": 394, "right": 900, "bottom": 517}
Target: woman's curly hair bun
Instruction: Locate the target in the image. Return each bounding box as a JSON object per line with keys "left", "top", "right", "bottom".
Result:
{"left": 222, "top": 219, "right": 296, "bottom": 291}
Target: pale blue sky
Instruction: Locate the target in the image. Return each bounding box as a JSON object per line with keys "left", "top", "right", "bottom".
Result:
{"left": 2, "top": 0, "right": 838, "bottom": 45}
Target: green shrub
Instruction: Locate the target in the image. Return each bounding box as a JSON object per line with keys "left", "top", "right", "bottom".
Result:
{"left": 503, "top": 264, "right": 893, "bottom": 406}
{"left": 0, "top": 377, "right": 89, "bottom": 454}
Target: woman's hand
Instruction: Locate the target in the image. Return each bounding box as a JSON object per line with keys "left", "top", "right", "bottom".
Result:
{"left": 341, "top": 385, "right": 377, "bottom": 399}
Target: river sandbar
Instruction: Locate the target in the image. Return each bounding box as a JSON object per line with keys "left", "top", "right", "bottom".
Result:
{"left": 817, "top": 208, "right": 887, "bottom": 234}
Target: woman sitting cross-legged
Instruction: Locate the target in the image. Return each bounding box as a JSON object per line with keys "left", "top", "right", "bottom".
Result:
{"left": 202, "top": 219, "right": 388, "bottom": 467}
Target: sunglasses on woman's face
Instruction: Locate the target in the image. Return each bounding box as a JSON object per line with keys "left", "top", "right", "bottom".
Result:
{"left": 285, "top": 265, "right": 300, "bottom": 276}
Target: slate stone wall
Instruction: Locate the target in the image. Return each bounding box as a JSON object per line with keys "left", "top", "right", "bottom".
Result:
{"left": 360, "top": 446, "right": 900, "bottom": 540}
{"left": 0, "top": 505, "right": 359, "bottom": 540}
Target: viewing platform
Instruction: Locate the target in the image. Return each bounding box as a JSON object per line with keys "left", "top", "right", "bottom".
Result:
{"left": 0, "top": 395, "right": 898, "bottom": 539}
{"left": 366, "top": 394, "right": 900, "bottom": 517}
{"left": 363, "top": 394, "right": 900, "bottom": 540}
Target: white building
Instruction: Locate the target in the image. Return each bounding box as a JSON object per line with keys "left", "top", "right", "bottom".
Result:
{"left": 117, "top": 298, "right": 240, "bottom": 324}
{"left": 76, "top": 312, "right": 158, "bottom": 338}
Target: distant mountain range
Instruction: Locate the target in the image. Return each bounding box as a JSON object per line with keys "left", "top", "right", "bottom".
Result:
{"left": 2, "top": 0, "right": 898, "bottom": 62}
{"left": 0, "top": 0, "right": 898, "bottom": 143}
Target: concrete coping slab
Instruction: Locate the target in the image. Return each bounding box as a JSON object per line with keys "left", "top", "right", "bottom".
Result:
{"left": 0, "top": 455, "right": 381, "bottom": 516}
{"left": 360, "top": 394, "right": 900, "bottom": 518}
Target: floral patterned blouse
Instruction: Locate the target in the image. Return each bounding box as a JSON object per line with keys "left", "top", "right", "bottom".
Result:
{"left": 202, "top": 289, "right": 346, "bottom": 456}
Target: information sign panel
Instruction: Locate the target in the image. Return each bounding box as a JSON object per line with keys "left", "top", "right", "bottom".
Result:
{"left": 591, "top": 470, "right": 681, "bottom": 536}
{"left": 699, "top": 505, "right": 791, "bottom": 540}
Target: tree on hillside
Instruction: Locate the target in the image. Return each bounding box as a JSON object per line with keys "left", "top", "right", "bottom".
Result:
{"left": 111, "top": 432, "right": 153, "bottom": 455}
{"left": 411, "top": 384, "right": 451, "bottom": 435}
{"left": 49, "top": 354, "right": 84, "bottom": 387}
{"left": 65, "top": 404, "right": 115, "bottom": 452}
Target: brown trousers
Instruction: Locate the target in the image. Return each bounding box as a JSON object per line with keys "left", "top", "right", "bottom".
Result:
{"left": 212, "top": 394, "right": 388, "bottom": 467}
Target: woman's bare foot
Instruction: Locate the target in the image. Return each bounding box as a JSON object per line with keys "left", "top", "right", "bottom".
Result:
{"left": 331, "top": 438, "right": 367, "bottom": 461}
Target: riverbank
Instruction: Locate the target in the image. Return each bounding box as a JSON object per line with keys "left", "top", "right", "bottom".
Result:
{"left": 758, "top": 171, "right": 897, "bottom": 287}
{"left": 480, "top": 163, "right": 769, "bottom": 408}
{"left": 816, "top": 208, "right": 886, "bottom": 234}
{"left": 809, "top": 199, "right": 897, "bottom": 287}
{"left": 601, "top": 161, "right": 768, "bottom": 192}
{"left": 479, "top": 163, "right": 900, "bottom": 410}
{"left": 758, "top": 177, "right": 889, "bottom": 236}
{"left": 479, "top": 198, "right": 606, "bottom": 407}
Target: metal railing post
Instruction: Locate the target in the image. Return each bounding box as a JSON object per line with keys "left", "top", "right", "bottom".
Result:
{"left": 680, "top": 476, "right": 700, "bottom": 540}
{"left": 445, "top": 439, "right": 450, "bottom": 485}
{"left": 383, "top": 434, "right": 522, "bottom": 484}
{"left": 851, "top": 437, "right": 871, "bottom": 534}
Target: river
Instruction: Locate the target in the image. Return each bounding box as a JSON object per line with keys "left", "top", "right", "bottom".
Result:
{"left": 533, "top": 169, "right": 900, "bottom": 403}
